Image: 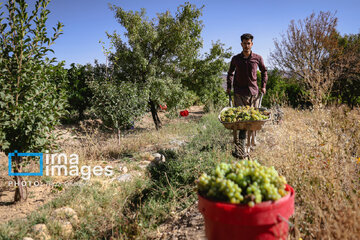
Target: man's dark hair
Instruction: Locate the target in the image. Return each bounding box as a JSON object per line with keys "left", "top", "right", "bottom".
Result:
{"left": 241, "top": 33, "right": 254, "bottom": 42}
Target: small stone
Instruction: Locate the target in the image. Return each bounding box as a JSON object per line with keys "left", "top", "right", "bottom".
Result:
{"left": 31, "top": 224, "right": 51, "bottom": 240}
{"left": 58, "top": 221, "right": 73, "bottom": 238}
{"left": 54, "top": 207, "right": 77, "bottom": 217}
{"left": 122, "top": 166, "right": 128, "bottom": 173}
{"left": 32, "top": 224, "right": 48, "bottom": 234}
{"left": 117, "top": 174, "right": 132, "bottom": 182}
{"left": 54, "top": 207, "right": 79, "bottom": 225}
{"left": 152, "top": 153, "right": 165, "bottom": 163}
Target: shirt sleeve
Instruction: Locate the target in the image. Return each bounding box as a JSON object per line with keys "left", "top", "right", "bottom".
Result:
{"left": 258, "top": 56, "right": 268, "bottom": 89}
{"left": 227, "top": 57, "right": 235, "bottom": 90}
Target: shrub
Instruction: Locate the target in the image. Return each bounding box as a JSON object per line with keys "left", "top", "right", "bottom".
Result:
{"left": 62, "top": 63, "right": 93, "bottom": 122}
{"left": 89, "top": 78, "right": 149, "bottom": 144}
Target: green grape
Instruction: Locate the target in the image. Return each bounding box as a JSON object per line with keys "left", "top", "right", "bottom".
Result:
{"left": 220, "top": 106, "right": 269, "bottom": 122}
{"left": 197, "top": 160, "right": 288, "bottom": 207}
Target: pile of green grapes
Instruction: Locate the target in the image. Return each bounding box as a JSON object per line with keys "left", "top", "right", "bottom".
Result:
{"left": 197, "top": 160, "right": 288, "bottom": 207}
{"left": 220, "top": 106, "right": 269, "bottom": 122}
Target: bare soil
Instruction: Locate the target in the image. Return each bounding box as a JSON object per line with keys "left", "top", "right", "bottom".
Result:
{"left": 0, "top": 181, "right": 54, "bottom": 223}
{"left": 153, "top": 203, "right": 206, "bottom": 240}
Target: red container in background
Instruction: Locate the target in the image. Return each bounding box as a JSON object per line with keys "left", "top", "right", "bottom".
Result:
{"left": 180, "top": 110, "right": 189, "bottom": 117}
{"left": 159, "top": 104, "right": 167, "bottom": 111}
{"left": 198, "top": 184, "right": 295, "bottom": 240}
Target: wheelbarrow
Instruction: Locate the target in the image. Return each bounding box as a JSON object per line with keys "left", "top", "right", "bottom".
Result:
{"left": 218, "top": 93, "right": 271, "bottom": 158}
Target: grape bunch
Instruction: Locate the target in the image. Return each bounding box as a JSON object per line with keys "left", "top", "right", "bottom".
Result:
{"left": 197, "top": 160, "right": 288, "bottom": 207}
{"left": 220, "top": 106, "right": 269, "bottom": 123}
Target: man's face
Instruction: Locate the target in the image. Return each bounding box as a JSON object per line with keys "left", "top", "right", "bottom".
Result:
{"left": 241, "top": 39, "right": 253, "bottom": 53}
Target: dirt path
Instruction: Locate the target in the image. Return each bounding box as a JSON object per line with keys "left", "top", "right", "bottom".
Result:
{"left": 153, "top": 203, "right": 206, "bottom": 240}
{"left": 0, "top": 182, "right": 54, "bottom": 223}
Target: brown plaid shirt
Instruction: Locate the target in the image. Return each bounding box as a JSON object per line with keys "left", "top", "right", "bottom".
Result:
{"left": 227, "top": 52, "right": 268, "bottom": 96}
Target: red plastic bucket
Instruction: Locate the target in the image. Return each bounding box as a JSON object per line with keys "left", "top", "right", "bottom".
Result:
{"left": 198, "top": 184, "right": 295, "bottom": 240}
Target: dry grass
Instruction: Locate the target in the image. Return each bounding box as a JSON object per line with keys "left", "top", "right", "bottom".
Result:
{"left": 252, "top": 106, "right": 360, "bottom": 239}
{"left": 55, "top": 107, "right": 202, "bottom": 166}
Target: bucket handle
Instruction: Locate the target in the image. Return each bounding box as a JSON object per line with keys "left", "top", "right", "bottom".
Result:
{"left": 277, "top": 214, "right": 294, "bottom": 227}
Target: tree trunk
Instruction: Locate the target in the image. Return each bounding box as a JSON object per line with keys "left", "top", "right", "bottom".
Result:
{"left": 149, "top": 100, "right": 162, "bottom": 130}
{"left": 118, "top": 128, "right": 121, "bottom": 146}
{"left": 13, "top": 155, "right": 27, "bottom": 202}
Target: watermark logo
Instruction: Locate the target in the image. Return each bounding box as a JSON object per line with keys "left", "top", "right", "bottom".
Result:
{"left": 8, "top": 150, "right": 114, "bottom": 180}
{"left": 8, "top": 150, "right": 43, "bottom": 176}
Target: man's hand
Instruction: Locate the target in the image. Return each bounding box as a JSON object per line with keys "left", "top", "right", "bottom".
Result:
{"left": 226, "top": 89, "right": 231, "bottom": 95}
{"left": 261, "top": 88, "right": 266, "bottom": 94}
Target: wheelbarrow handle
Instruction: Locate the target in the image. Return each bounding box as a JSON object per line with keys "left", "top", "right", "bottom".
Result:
{"left": 228, "top": 92, "right": 233, "bottom": 108}
{"left": 258, "top": 93, "right": 263, "bottom": 108}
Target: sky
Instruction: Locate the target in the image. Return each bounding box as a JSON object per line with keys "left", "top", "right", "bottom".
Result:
{"left": 12, "top": 0, "right": 360, "bottom": 68}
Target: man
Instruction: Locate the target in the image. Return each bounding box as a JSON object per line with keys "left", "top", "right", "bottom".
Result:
{"left": 226, "top": 33, "right": 268, "bottom": 157}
